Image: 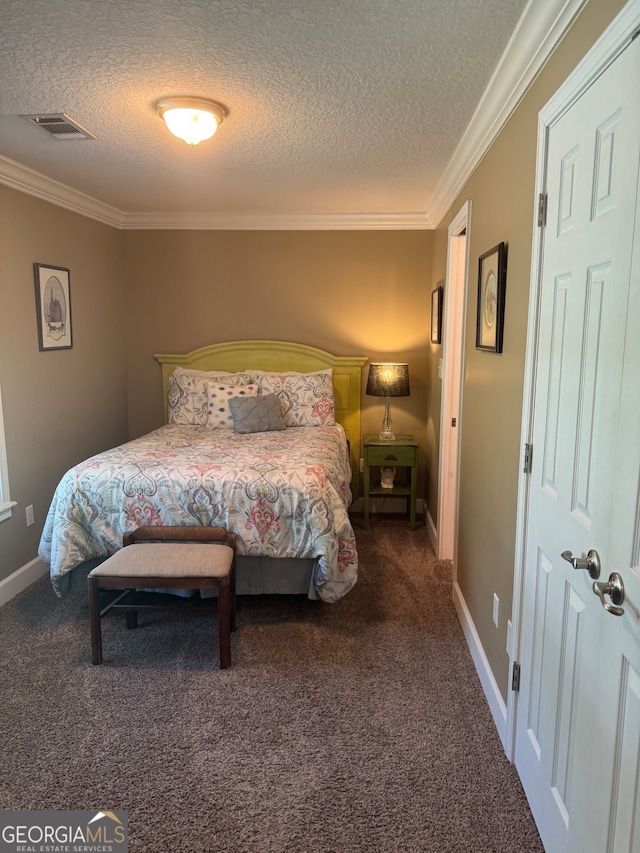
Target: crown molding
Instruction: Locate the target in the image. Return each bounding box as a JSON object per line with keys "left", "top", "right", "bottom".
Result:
{"left": 0, "top": 155, "right": 431, "bottom": 229}
{"left": 1, "top": 0, "right": 587, "bottom": 233}
{"left": 0, "top": 155, "right": 125, "bottom": 227}
{"left": 121, "top": 210, "right": 433, "bottom": 230}
{"left": 425, "top": 0, "right": 588, "bottom": 228}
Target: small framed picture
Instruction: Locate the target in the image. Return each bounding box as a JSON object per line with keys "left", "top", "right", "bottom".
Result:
{"left": 431, "top": 285, "right": 443, "bottom": 344}
{"left": 476, "top": 243, "right": 506, "bottom": 353}
{"left": 34, "top": 264, "right": 73, "bottom": 351}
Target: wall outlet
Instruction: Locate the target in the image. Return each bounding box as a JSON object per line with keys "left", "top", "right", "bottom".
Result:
{"left": 492, "top": 593, "right": 499, "bottom": 628}
{"left": 359, "top": 457, "right": 364, "bottom": 473}
{"left": 25, "top": 505, "right": 35, "bottom": 527}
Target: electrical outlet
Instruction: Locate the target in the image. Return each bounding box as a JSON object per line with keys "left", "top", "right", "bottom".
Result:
{"left": 359, "top": 457, "right": 364, "bottom": 473}
{"left": 25, "top": 505, "right": 35, "bottom": 527}
{"left": 492, "top": 593, "right": 499, "bottom": 628}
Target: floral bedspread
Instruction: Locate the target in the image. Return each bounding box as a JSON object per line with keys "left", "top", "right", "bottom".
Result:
{"left": 39, "top": 424, "right": 358, "bottom": 602}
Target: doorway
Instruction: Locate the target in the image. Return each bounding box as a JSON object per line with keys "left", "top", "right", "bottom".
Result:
{"left": 438, "top": 201, "right": 470, "bottom": 560}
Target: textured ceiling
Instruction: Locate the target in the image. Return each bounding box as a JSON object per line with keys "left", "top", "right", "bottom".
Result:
{"left": 0, "top": 0, "right": 560, "bottom": 225}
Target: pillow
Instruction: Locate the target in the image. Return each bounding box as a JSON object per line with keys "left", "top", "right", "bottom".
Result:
{"left": 167, "top": 369, "right": 254, "bottom": 426}
{"left": 206, "top": 383, "right": 260, "bottom": 429}
{"left": 228, "top": 394, "right": 287, "bottom": 434}
{"left": 252, "top": 369, "right": 335, "bottom": 427}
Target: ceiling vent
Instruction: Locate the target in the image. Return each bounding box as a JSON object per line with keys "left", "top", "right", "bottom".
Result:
{"left": 22, "top": 113, "right": 96, "bottom": 140}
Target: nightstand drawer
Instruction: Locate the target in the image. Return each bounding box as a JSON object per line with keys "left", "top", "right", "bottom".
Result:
{"left": 365, "top": 445, "right": 417, "bottom": 467}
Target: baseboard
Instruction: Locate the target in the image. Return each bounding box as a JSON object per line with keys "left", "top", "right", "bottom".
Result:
{"left": 0, "top": 556, "right": 48, "bottom": 607}
{"left": 452, "top": 580, "right": 509, "bottom": 754}
{"left": 426, "top": 507, "right": 438, "bottom": 554}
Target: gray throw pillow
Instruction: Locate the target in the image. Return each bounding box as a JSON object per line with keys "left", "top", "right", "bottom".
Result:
{"left": 228, "top": 394, "right": 287, "bottom": 434}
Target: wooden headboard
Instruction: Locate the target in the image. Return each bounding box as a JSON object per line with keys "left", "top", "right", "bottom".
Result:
{"left": 154, "top": 340, "right": 367, "bottom": 498}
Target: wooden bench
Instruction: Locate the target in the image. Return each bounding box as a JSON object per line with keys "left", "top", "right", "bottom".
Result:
{"left": 87, "top": 526, "right": 237, "bottom": 669}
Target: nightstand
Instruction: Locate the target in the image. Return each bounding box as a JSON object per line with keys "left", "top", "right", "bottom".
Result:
{"left": 363, "top": 434, "right": 418, "bottom": 530}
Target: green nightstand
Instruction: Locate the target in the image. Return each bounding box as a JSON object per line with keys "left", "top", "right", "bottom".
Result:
{"left": 363, "top": 434, "right": 419, "bottom": 530}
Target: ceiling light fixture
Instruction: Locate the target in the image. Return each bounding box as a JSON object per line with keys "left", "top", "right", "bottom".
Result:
{"left": 154, "top": 96, "right": 228, "bottom": 146}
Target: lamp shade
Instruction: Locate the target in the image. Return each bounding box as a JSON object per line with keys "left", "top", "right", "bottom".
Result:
{"left": 366, "top": 363, "right": 410, "bottom": 398}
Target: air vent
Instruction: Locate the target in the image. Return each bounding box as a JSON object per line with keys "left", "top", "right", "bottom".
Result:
{"left": 22, "top": 113, "right": 96, "bottom": 140}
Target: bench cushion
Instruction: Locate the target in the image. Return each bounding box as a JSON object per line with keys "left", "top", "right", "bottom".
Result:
{"left": 88, "top": 543, "right": 234, "bottom": 579}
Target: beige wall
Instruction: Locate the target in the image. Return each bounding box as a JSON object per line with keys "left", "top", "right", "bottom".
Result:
{"left": 0, "top": 187, "right": 128, "bottom": 583}
{"left": 122, "top": 229, "right": 434, "bottom": 495}
{"left": 427, "top": 0, "right": 627, "bottom": 698}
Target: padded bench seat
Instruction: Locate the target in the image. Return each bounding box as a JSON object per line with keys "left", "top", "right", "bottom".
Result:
{"left": 87, "top": 526, "right": 237, "bottom": 669}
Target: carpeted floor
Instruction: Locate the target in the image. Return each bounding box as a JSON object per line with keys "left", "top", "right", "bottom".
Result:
{"left": 0, "top": 517, "right": 544, "bottom": 853}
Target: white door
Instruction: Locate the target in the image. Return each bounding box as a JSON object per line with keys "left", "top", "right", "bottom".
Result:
{"left": 514, "top": 32, "right": 640, "bottom": 853}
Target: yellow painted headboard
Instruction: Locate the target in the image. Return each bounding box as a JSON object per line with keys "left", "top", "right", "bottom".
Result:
{"left": 154, "top": 340, "right": 367, "bottom": 498}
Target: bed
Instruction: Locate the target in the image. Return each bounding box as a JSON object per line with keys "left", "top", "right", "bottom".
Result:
{"left": 39, "top": 340, "right": 367, "bottom": 603}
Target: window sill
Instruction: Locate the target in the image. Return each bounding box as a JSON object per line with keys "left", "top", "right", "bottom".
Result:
{"left": 0, "top": 501, "right": 17, "bottom": 523}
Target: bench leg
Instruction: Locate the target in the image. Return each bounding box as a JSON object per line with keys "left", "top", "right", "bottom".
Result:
{"left": 88, "top": 576, "right": 103, "bottom": 665}
{"left": 218, "top": 575, "right": 232, "bottom": 669}
{"left": 230, "top": 562, "right": 237, "bottom": 633}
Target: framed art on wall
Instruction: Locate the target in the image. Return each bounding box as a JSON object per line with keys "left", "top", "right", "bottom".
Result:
{"left": 476, "top": 242, "right": 506, "bottom": 353}
{"left": 34, "top": 263, "right": 73, "bottom": 351}
{"left": 431, "top": 284, "right": 443, "bottom": 344}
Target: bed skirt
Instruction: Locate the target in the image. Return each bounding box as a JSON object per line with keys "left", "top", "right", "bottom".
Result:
{"left": 61, "top": 555, "right": 319, "bottom": 599}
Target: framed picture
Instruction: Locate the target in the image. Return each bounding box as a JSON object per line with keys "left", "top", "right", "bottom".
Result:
{"left": 476, "top": 242, "right": 506, "bottom": 353}
{"left": 34, "top": 264, "right": 73, "bottom": 351}
{"left": 431, "top": 284, "right": 443, "bottom": 344}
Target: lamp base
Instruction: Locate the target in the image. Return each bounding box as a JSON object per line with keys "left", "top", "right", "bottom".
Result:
{"left": 380, "top": 396, "right": 395, "bottom": 440}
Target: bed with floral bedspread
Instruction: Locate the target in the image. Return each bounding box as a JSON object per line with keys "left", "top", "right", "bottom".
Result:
{"left": 39, "top": 422, "right": 358, "bottom": 602}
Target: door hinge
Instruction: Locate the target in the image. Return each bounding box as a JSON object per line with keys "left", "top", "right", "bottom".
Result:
{"left": 512, "top": 662, "right": 521, "bottom": 692}
{"left": 537, "top": 192, "right": 547, "bottom": 228}
{"left": 452, "top": 417, "right": 457, "bottom": 427}
{"left": 523, "top": 443, "right": 533, "bottom": 474}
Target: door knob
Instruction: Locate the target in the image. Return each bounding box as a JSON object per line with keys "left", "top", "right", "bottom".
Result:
{"left": 593, "top": 572, "right": 625, "bottom": 617}
{"left": 561, "top": 549, "right": 601, "bottom": 579}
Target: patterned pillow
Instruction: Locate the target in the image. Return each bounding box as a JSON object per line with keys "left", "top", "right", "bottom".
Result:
{"left": 229, "top": 394, "right": 287, "bottom": 434}
{"left": 167, "top": 369, "right": 254, "bottom": 426}
{"left": 252, "top": 369, "right": 335, "bottom": 427}
{"left": 206, "top": 383, "right": 260, "bottom": 429}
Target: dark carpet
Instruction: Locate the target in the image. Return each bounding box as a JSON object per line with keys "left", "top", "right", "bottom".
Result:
{"left": 0, "top": 517, "right": 543, "bottom": 853}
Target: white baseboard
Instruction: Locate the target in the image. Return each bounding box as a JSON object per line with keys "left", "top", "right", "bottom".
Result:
{"left": 452, "top": 580, "right": 509, "bottom": 754}
{"left": 0, "top": 556, "right": 48, "bottom": 607}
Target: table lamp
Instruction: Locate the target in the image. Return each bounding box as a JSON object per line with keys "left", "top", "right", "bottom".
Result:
{"left": 366, "top": 363, "right": 410, "bottom": 440}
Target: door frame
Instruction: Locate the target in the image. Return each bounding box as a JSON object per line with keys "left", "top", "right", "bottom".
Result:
{"left": 438, "top": 201, "right": 471, "bottom": 561}
{"left": 506, "top": 0, "right": 640, "bottom": 761}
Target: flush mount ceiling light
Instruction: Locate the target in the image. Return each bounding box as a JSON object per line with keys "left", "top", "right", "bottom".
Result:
{"left": 154, "top": 96, "right": 228, "bottom": 145}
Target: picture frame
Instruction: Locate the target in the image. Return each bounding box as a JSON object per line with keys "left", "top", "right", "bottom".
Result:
{"left": 431, "top": 284, "right": 443, "bottom": 344}
{"left": 34, "top": 263, "right": 73, "bottom": 351}
{"left": 476, "top": 242, "right": 506, "bottom": 353}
